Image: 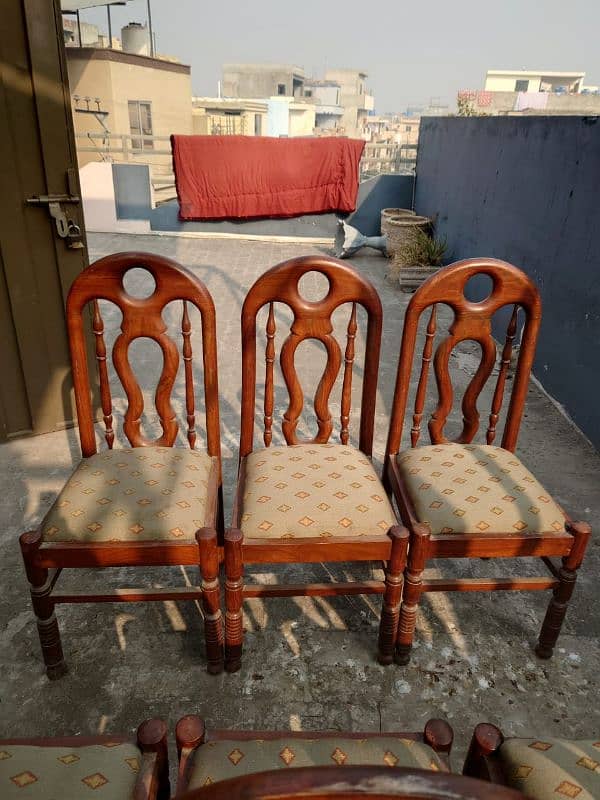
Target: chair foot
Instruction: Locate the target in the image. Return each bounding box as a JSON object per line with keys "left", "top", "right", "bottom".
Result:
{"left": 377, "top": 526, "right": 408, "bottom": 666}
{"left": 207, "top": 659, "right": 224, "bottom": 675}
{"left": 394, "top": 644, "right": 413, "bottom": 665}
{"left": 377, "top": 653, "right": 394, "bottom": 666}
{"left": 46, "top": 660, "right": 69, "bottom": 680}
{"left": 198, "top": 528, "right": 225, "bottom": 675}
{"left": 224, "top": 528, "right": 244, "bottom": 673}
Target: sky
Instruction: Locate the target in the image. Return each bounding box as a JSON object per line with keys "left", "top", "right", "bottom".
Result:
{"left": 82, "top": 0, "right": 600, "bottom": 112}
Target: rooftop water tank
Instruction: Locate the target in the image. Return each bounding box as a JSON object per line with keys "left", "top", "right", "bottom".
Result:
{"left": 121, "top": 22, "right": 150, "bottom": 56}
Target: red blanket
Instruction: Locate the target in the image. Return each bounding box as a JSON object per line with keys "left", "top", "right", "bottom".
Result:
{"left": 171, "top": 135, "right": 365, "bottom": 220}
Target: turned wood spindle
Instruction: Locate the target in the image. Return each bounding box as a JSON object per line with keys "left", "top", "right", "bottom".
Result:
{"left": 264, "top": 302, "right": 275, "bottom": 446}
{"left": 181, "top": 301, "right": 197, "bottom": 449}
{"left": 92, "top": 300, "right": 114, "bottom": 448}
{"left": 411, "top": 304, "right": 437, "bottom": 447}
{"left": 340, "top": 302, "right": 357, "bottom": 445}
{"left": 487, "top": 304, "right": 518, "bottom": 445}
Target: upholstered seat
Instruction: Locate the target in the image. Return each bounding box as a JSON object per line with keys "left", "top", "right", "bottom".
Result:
{"left": 498, "top": 738, "right": 600, "bottom": 799}
{"left": 240, "top": 444, "right": 397, "bottom": 539}
{"left": 0, "top": 742, "right": 141, "bottom": 798}
{"left": 41, "top": 447, "right": 216, "bottom": 543}
{"left": 395, "top": 444, "right": 565, "bottom": 535}
{"left": 187, "top": 737, "right": 446, "bottom": 788}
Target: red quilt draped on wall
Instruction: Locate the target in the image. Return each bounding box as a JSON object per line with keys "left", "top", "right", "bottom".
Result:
{"left": 171, "top": 135, "right": 365, "bottom": 220}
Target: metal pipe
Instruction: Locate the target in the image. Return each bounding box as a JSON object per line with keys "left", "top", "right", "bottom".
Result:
{"left": 107, "top": 5, "right": 113, "bottom": 49}
{"left": 147, "top": 0, "right": 155, "bottom": 56}
{"left": 76, "top": 9, "right": 82, "bottom": 47}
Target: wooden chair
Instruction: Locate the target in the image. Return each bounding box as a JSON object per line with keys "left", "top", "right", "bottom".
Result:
{"left": 174, "top": 714, "right": 455, "bottom": 796}
{"left": 19, "top": 252, "right": 224, "bottom": 677}
{"left": 464, "top": 722, "right": 600, "bottom": 799}
{"left": 0, "top": 718, "right": 169, "bottom": 799}
{"left": 177, "top": 765, "right": 527, "bottom": 800}
{"left": 224, "top": 255, "right": 407, "bottom": 671}
{"left": 383, "top": 257, "right": 591, "bottom": 665}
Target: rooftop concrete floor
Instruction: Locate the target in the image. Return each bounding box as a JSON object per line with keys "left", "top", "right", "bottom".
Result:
{"left": 1, "top": 232, "right": 599, "bottom": 774}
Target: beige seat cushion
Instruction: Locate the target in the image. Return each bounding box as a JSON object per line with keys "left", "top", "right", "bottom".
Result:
{"left": 396, "top": 444, "right": 565, "bottom": 535}
{"left": 41, "top": 446, "right": 215, "bottom": 543}
{"left": 240, "top": 444, "right": 396, "bottom": 539}
{"left": 499, "top": 737, "right": 600, "bottom": 799}
{"left": 188, "top": 736, "right": 446, "bottom": 788}
{"left": 0, "top": 742, "right": 141, "bottom": 798}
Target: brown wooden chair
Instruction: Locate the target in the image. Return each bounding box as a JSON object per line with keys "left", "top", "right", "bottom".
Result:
{"left": 177, "top": 766, "right": 527, "bottom": 800}
{"left": 224, "top": 255, "right": 407, "bottom": 671}
{"left": 464, "top": 722, "right": 600, "bottom": 799}
{"left": 383, "top": 257, "right": 591, "bottom": 665}
{"left": 0, "top": 718, "right": 169, "bottom": 799}
{"left": 174, "top": 714, "right": 455, "bottom": 797}
{"left": 19, "top": 252, "right": 224, "bottom": 677}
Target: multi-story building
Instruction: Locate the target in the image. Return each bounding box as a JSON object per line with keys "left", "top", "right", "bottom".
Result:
{"left": 222, "top": 63, "right": 305, "bottom": 100}
{"left": 484, "top": 70, "right": 589, "bottom": 94}
{"left": 323, "top": 69, "right": 374, "bottom": 137}
{"left": 302, "top": 80, "right": 344, "bottom": 133}
{"left": 192, "top": 98, "right": 268, "bottom": 136}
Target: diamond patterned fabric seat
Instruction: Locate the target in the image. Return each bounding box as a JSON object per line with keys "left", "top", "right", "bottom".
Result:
{"left": 395, "top": 444, "right": 565, "bottom": 535}
{"left": 240, "top": 444, "right": 397, "bottom": 539}
{"left": 498, "top": 738, "right": 600, "bottom": 799}
{"left": 0, "top": 742, "right": 141, "bottom": 798}
{"left": 41, "top": 447, "right": 215, "bottom": 543}
{"left": 188, "top": 737, "right": 446, "bottom": 788}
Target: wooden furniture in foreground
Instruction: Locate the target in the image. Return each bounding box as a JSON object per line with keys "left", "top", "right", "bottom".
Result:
{"left": 19, "top": 253, "right": 224, "bottom": 677}
{"left": 174, "top": 714, "right": 455, "bottom": 796}
{"left": 178, "top": 765, "right": 527, "bottom": 800}
{"left": 225, "top": 255, "right": 406, "bottom": 671}
{"left": 0, "top": 718, "right": 169, "bottom": 799}
{"left": 464, "top": 722, "right": 600, "bottom": 799}
{"left": 383, "top": 258, "right": 591, "bottom": 664}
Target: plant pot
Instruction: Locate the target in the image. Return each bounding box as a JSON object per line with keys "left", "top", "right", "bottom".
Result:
{"left": 382, "top": 214, "right": 431, "bottom": 261}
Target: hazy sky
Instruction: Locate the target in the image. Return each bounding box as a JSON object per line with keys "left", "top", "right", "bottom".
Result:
{"left": 83, "top": 0, "right": 600, "bottom": 112}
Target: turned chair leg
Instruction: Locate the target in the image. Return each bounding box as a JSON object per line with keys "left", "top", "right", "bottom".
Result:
{"left": 462, "top": 722, "right": 503, "bottom": 778}
{"left": 395, "top": 523, "right": 430, "bottom": 666}
{"left": 197, "top": 528, "right": 224, "bottom": 675}
{"left": 536, "top": 520, "right": 591, "bottom": 659}
{"left": 224, "top": 528, "right": 244, "bottom": 673}
{"left": 378, "top": 526, "right": 409, "bottom": 665}
{"left": 19, "top": 531, "right": 67, "bottom": 680}
{"left": 137, "top": 718, "right": 170, "bottom": 800}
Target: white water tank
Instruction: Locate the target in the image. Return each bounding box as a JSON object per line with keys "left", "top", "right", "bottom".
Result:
{"left": 121, "top": 23, "right": 150, "bottom": 56}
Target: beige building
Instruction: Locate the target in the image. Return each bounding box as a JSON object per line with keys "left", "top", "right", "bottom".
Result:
{"left": 222, "top": 63, "right": 305, "bottom": 99}
{"left": 192, "top": 97, "right": 268, "bottom": 136}
{"left": 484, "top": 70, "right": 588, "bottom": 93}
{"left": 67, "top": 47, "right": 192, "bottom": 166}
{"left": 324, "top": 68, "right": 374, "bottom": 137}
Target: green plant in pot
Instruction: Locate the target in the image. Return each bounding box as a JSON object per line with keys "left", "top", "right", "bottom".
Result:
{"left": 389, "top": 229, "right": 447, "bottom": 285}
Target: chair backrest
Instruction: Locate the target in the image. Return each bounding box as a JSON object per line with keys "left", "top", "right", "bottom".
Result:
{"left": 385, "top": 258, "right": 541, "bottom": 459}
{"left": 179, "top": 766, "right": 527, "bottom": 800}
{"left": 66, "top": 252, "right": 220, "bottom": 461}
{"left": 240, "top": 255, "right": 382, "bottom": 458}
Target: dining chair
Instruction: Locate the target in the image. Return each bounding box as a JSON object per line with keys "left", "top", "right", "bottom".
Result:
{"left": 174, "top": 714, "right": 454, "bottom": 796}
{"left": 19, "top": 252, "right": 224, "bottom": 677}
{"left": 0, "top": 718, "right": 169, "bottom": 799}
{"left": 224, "top": 255, "right": 406, "bottom": 671}
{"left": 177, "top": 766, "right": 527, "bottom": 800}
{"left": 383, "top": 257, "right": 591, "bottom": 665}
{"left": 464, "top": 722, "right": 600, "bottom": 799}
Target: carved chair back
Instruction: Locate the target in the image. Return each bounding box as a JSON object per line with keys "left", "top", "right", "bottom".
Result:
{"left": 240, "top": 255, "right": 383, "bottom": 458}
{"left": 385, "top": 258, "right": 541, "bottom": 458}
{"left": 66, "top": 252, "right": 220, "bottom": 461}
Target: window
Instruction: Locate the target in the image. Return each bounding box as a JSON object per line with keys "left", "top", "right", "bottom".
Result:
{"left": 277, "top": 83, "right": 286, "bottom": 95}
{"left": 304, "top": 89, "right": 312, "bottom": 97}
{"left": 128, "top": 101, "right": 153, "bottom": 149}
{"left": 515, "top": 79, "right": 529, "bottom": 92}
{"left": 405, "top": 125, "right": 411, "bottom": 132}
{"left": 254, "top": 114, "right": 262, "bottom": 136}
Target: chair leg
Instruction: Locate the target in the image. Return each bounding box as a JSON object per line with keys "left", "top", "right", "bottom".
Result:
{"left": 137, "top": 718, "right": 170, "bottom": 800}
{"left": 224, "top": 528, "right": 244, "bottom": 673}
{"left": 197, "top": 528, "right": 224, "bottom": 675}
{"left": 377, "top": 526, "right": 409, "bottom": 665}
{"left": 19, "top": 531, "right": 67, "bottom": 680}
{"left": 536, "top": 520, "right": 591, "bottom": 659}
{"left": 395, "top": 523, "right": 430, "bottom": 666}
{"left": 462, "top": 723, "right": 503, "bottom": 779}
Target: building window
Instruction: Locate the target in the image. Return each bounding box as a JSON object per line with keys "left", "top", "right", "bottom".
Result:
{"left": 405, "top": 125, "right": 411, "bottom": 132}
{"left": 515, "top": 79, "right": 529, "bottom": 92}
{"left": 128, "top": 100, "right": 153, "bottom": 149}
{"left": 304, "top": 89, "right": 312, "bottom": 97}
{"left": 254, "top": 114, "right": 262, "bottom": 136}
{"left": 277, "top": 83, "right": 286, "bottom": 95}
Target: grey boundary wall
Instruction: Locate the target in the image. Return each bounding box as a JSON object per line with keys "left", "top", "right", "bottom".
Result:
{"left": 415, "top": 115, "right": 600, "bottom": 449}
